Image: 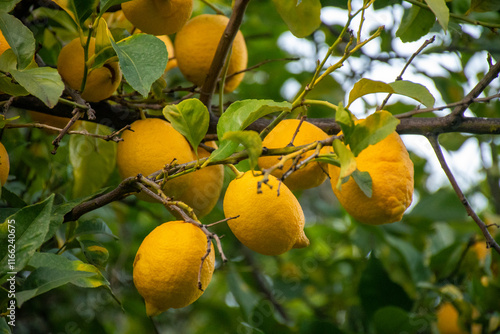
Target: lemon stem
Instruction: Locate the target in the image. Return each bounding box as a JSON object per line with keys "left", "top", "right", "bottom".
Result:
{"left": 200, "top": 0, "right": 225, "bottom": 15}
{"left": 303, "top": 99, "right": 338, "bottom": 111}
{"left": 227, "top": 164, "right": 244, "bottom": 178}
{"left": 80, "top": 29, "right": 94, "bottom": 94}
{"left": 219, "top": 48, "right": 232, "bottom": 114}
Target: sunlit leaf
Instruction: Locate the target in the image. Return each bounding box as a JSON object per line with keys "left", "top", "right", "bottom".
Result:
{"left": 10, "top": 67, "right": 64, "bottom": 108}
{"left": 389, "top": 80, "right": 435, "bottom": 108}
{"left": 222, "top": 131, "right": 263, "bottom": 170}
{"left": 52, "top": 0, "right": 98, "bottom": 28}
{"left": 332, "top": 139, "right": 356, "bottom": 189}
{"left": 163, "top": 98, "right": 210, "bottom": 156}
{"left": 347, "top": 79, "right": 394, "bottom": 108}
{"left": 424, "top": 0, "right": 449, "bottom": 31}
{"left": 352, "top": 169, "right": 372, "bottom": 198}
{"left": 273, "top": 0, "right": 321, "bottom": 38}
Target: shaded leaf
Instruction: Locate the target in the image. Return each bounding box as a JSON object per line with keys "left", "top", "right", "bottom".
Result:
{"left": 0, "top": 0, "right": 20, "bottom": 12}
{"left": 0, "top": 12, "right": 35, "bottom": 69}
{"left": 349, "top": 110, "right": 399, "bottom": 156}
{"left": 52, "top": 0, "right": 98, "bottom": 28}
{"left": 359, "top": 256, "right": 413, "bottom": 318}
{"left": 111, "top": 33, "right": 167, "bottom": 97}
{"left": 78, "top": 239, "right": 110, "bottom": 267}
{"left": 227, "top": 264, "right": 260, "bottom": 320}
{"left": 273, "top": 0, "right": 321, "bottom": 38}
{"left": 69, "top": 122, "right": 117, "bottom": 198}
{"left": 0, "top": 195, "right": 54, "bottom": 278}
{"left": 163, "top": 98, "right": 210, "bottom": 156}
{"left": 73, "top": 218, "right": 118, "bottom": 240}
{"left": 99, "top": 0, "right": 129, "bottom": 15}
{"left": 425, "top": 0, "right": 449, "bottom": 31}
{"left": 335, "top": 103, "right": 355, "bottom": 140}
{"left": 373, "top": 306, "right": 422, "bottom": 334}
{"left": 385, "top": 235, "right": 432, "bottom": 283}
{"left": 92, "top": 17, "right": 116, "bottom": 70}
{"left": 396, "top": 5, "right": 435, "bottom": 43}
{"left": 222, "top": 131, "right": 263, "bottom": 170}
{"left": 469, "top": 0, "right": 500, "bottom": 12}
{"left": 10, "top": 67, "right": 64, "bottom": 108}
{"left": 352, "top": 169, "right": 372, "bottom": 198}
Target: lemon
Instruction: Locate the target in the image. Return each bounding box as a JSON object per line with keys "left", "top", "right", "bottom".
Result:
{"left": 175, "top": 14, "right": 248, "bottom": 93}
{"left": 0, "top": 31, "right": 10, "bottom": 56}
{"left": 133, "top": 220, "right": 215, "bottom": 316}
{"left": 122, "top": 0, "right": 193, "bottom": 36}
{"left": 57, "top": 37, "right": 122, "bottom": 102}
{"left": 116, "top": 118, "right": 194, "bottom": 201}
{"left": 329, "top": 127, "right": 414, "bottom": 225}
{"left": 471, "top": 241, "right": 490, "bottom": 262}
{"left": 258, "top": 119, "right": 330, "bottom": 191}
{"left": 175, "top": 142, "right": 224, "bottom": 218}
{"left": 436, "top": 302, "right": 468, "bottom": 334}
{"left": 0, "top": 142, "right": 9, "bottom": 186}
{"left": 223, "top": 171, "right": 309, "bottom": 256}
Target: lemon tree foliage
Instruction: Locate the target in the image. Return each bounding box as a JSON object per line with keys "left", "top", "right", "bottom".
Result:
{"left": 1, "top": 0, "right": 500, "bottom": 333}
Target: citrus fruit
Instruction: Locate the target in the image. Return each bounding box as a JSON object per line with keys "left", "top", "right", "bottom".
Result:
{"left": 0, "top": 142, "right": 9, "bottom": 186}
{"left": 329, "top": 125, "right": 413, "bottom": 225}
{"left": 175, "top": 14, "right": 248, "bottom": 93}
{"left": 116, "top": 118, "right": 194, "bottom": 201}
{"left": 122, "top": 0, "right": 193, "bottom": 36}
{"left": 174, "top": 141, "right": 223, "bottom": 218}
{"left": 436, "top": 302, "right": 468, "bottom": 334}
{"left": 223, "top": 171, "right": 309, "bottom": 256}
{"left": 57, "top": 37, "right": 122, "bottom": 102}
{"left": 0, "top": 31, "right": 10, "bottom": 56}
{"left": 471, "top": 241, "right": 490, "bottom": 262}
{"left": 258, "top": 119, "right": 330, "bottom": 191}
{"left": 103, "top": 10, "right": 133, "bottom": 31}
{"left": 133, "top": 220, "right": 215, "bottom": 316}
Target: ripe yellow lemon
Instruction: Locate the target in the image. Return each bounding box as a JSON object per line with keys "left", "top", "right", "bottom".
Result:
{"left": 133, "top": 221, "right": 215, "bottom": 316}
{"left": 122, "top": 0, "right": 193, "bottom": 35}
{"left": 223, "top": 171, "right": 309, "bottom": 256}
{"left": 116, "top": 118, "right": 194, "bottom": 201}
{"left": 329, "top": 127, "right": 413, "bottom": 225}
{"left": 258, "top": 119, "right": 330, "bottom": 191}
{"left": 436, "top": 302, "right": 468, "bottom": 334}
{"left": 471, "top": 241, "right": 490, "bottom": 262}
{"left": 175, "top": 142, "right": 224, "bottom": 218}
{"left": 175, "top": 14, "right": 248, "bottom": 93}
{"left": 0, "top": 142, "right": 10, "bottom": 186}
{"left": 0, "top": 31, "right": 10, "bottom": 56}
{"left": 57, "top": 37, "right": 122, "bottom": 102}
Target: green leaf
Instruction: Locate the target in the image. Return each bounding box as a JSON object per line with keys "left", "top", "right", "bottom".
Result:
{"left": 0, "top": 0, "right": 20, "bottom": 12}
{"left": 163, "top": 98, "right": 210, "bottom": 156}
{"left": 335, "top": 103, "right": 355, "bottom": 140}
{"left": 349, "top": 110, "right": 399, "bottom": 156}
{"left": 385, "top": 234, "right": 432, "bottom": 283}
{"left": 0, "top": 317, "right": 12, "bottom": 333}
{"left": 0, "top": 187, "right": 27, "bottom": 208}
{"left": 425, "top": 0, "right": 449, "bottom": 31}
{"left": 359, "top": 256, "right": 413, "bottom": 318}
{"left": 99, "top": 0, "right": 129, "bottom": 15}
{"left": 52, "top": 0, "right": 98, "bottom": 28}
{"left": 222, "top": 131, "right": 263, "bottom": 170}
{"left": 112, "top": 33, "right": 167, "bottom": 97}
{"left": 208, "top": 99, "right": 291, "bottom": 164}
{"left": 395, "top": 5, "right": 435, "bottom": 43}
{"left": 389, "top": 80, "right": 435, "bottom": 108}
{"left": 0, "top": 12, "right": 35, "bottom": 69}
{"left": 69, "top": 122, "right": 117, "bottom": 198}
{"left": 0, "top": 74, "right": 29, "bottom": 96}
{"left": 0, "top": 195, "right": 54, "bottom": 278}
{"left": 347, "top": 79, "right": 394, "bottom": 108}
{"left": 73, "top": 218, "right": 118, "bottom": 240}
{"left": 273, "top": 0, "right": 321, "bottom": 38}
{"left": 332, "top": 139, "right": 356, "bottom": 189}
{"left": 430, "top": 242, "right": 467, "bottom": 280}
{"left": 373, "top": 306, "right": 422, "bottom": 334}
{"left": 227, "top": 264, "right": 260, "bottom": 320}
{"left": 469, "top": 0, "right": 500, "bottom": 12}
{"left": 92, "top": 17, "right": 116, "bottom": 70}
{"left": 10, "top": 67, "right": 64, "bottom": 108}
{"left": 78, "top": 239, "right": 109, "bottom": 267}
{"left": 17, "top": 252, "right": 109, "bottom": 306}
{"left": 352, "top": 169, "right": 372, "bottom": 198}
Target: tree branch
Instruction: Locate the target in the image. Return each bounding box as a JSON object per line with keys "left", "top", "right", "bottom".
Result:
{"left": 199, "top": 0, "right": 251, "bottom": 110}
{"left": 427, "top": 135, "right": 500, "bottom": 254}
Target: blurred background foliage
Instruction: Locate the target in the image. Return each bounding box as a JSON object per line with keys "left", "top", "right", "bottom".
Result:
{"left": 1, "top": 0, "right": 500, "bottom": 333}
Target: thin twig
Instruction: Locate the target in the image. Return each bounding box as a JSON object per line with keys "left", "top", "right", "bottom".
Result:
{"left": 224, "top": 57, "right": 300, "bottom": 79}
{"left": 378, "top": 36, "right": 436, "bottom": 110}
{"left": 51, "top": 108, "right": 85, "bottom": 154}
{"left": 427, "top": 135, "right": 500, "bottom": 254}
